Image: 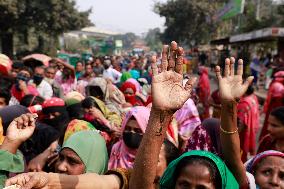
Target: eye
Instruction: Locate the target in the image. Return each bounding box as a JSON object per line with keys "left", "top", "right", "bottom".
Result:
{"left": 177, "top": 181, "right": 190, "bottom": 188}
{"left": 279, "top": 173, "right": 284, "bottom": 180}
{"left": 262, "top": 170, "right": 271, "bottom": 176}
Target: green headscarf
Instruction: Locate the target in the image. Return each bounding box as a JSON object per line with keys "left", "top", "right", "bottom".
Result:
{"left": 120, "top": 72, "right": 132, "bottom": 83}
{"left": 62, "top": 130, "right": 108, "bottom": 174}
{"left": 160, "top": 150, "right": 239, "bottom": 189}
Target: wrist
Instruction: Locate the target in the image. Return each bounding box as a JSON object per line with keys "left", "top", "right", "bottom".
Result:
{"left": 0, "top": 138, "right": 21, "bottom": 154}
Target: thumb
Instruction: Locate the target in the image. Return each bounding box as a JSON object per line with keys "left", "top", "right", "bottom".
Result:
{"left": 243, "top": 76, "right": 254, "bottom": 89}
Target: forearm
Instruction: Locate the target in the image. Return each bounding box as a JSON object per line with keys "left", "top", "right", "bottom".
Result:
{"left": 220, "top": 101, "right": 247, "bottom": 186}
{"left": 47, "top": 173, "right": 120, "bottom": 189}
{"left": 129, "top": 108, "right": 173, "bottom": 189}
{"left": 0, "top": 139, "right": 21, "bottom": 154}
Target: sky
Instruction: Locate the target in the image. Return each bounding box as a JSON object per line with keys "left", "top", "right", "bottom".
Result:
{"left": 75, "top": 0, "right": 167, "bottom": 36}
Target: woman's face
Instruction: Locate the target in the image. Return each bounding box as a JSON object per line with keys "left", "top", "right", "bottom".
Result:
{"left": 123, "top": 88, "right": 135, "bottom": 96}
{"left": 175, "top": 163, "right": 215, "bottom": 189}
{"left": 254, "top": 156, "right": 284, "bottom": 189}
{"left": 123, "top": 119, "right": 143, "bottom": 149}
{"left": 267, "top": 115, "right": 284, "bottom": 139}
{"left": 55, "top": 148, "right": 85, "bottom": 175}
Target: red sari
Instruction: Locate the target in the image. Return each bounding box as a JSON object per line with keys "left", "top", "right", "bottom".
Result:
{"left": 260, "top": 71, "right": 284, "bottom": 140}
{"left": 197, "top": 67, "right": 210, "bottom": 120}
{"left": 237, "top": 94, "right": 260, "bottom": 162}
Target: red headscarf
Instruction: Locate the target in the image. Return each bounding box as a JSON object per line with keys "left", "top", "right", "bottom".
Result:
{"left": 120, "top": 81, "right": 137, "bottom": 106}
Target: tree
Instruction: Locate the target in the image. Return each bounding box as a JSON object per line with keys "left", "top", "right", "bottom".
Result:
{"left": 155, "top": 0, "right": 221, "bottom": 46}
{"left": 144, "top": 28, "right": 162, "bottom": 52}
{"left": 115, "top": 32, "right": 139, "bottom": 50}
{"left": 0, "top": 0, "right": 92, "bottom": 57}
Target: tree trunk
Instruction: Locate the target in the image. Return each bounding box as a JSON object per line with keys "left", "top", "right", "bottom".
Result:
{"left": 1, "top": 33, "right": 13, "bottom": 58}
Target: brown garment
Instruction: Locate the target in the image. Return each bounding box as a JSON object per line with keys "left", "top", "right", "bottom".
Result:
{"left": 105, "top": 168, "right": 132, "bottom": 189}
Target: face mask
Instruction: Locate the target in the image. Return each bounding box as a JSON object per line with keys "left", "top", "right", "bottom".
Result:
{"left": 123, "top": 132, "right": 143, "bottom": 149}
{"left": 33, "top": 74, "right": 44, "bottom": 85}
{"left": 45, "top": 78, "right": 54, "bottom": 85}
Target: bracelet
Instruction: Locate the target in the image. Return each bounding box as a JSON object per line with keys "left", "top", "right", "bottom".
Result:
{"left": 220, "top": 126, "right": 238, "bottom": 134}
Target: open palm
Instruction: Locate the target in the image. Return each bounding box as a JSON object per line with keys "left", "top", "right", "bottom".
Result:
{"left": 152, "top": 42, "right": 196, "bottom": 111}
{"left": 215, "top": 58, "right": 254, "bottom": 102}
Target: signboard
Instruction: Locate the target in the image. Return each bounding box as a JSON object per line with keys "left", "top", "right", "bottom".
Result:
{"left": 214, "top": 0, "right": 245, "bottom": 21}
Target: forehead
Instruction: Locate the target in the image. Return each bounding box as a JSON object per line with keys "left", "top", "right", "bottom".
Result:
{"left": 35, "top": 67, "right": 44, "bottom": 72}
{"left": 258, "top": 156, "right": 284, "bottom": 169}
{"left": 125, "top": 118, "right": 140, "bottom": 129}
{"left": 268, "top": 115, "right": 283, "bottom": 126}
{"left": 60, "top": 148, "right": 82, "bottom": 161}
{"left": 19, "top": 70, "right": 30, "bottom": 75}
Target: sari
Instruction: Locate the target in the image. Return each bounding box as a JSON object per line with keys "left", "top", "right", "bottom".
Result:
{"left": 197, "top": 67, "right": 210, "bottom": 120}
{"left": 237, "top": 94, "right": 260, "bottom": 162}
{"left": 108, "top": 106, "right": 150, "bottom": 169}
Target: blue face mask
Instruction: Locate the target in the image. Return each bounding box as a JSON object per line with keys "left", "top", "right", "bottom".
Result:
{"left": 16, "top": 73, "right": 30, "bottom": 90}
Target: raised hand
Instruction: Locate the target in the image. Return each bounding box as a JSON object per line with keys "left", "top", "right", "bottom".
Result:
{"left": 6, "top": 113, "right": 37, "bottom": 144}
{"left": 215, "top": 57, "right": 254, "bottom": 103}
{"left": 151, "top": 41, "right": 196, "bottom": 111}
{"left": 5, "top": 172, "right": 49, "bottom": 189}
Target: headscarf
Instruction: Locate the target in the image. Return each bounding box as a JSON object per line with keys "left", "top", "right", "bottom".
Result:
{"left": 120, "top": 81, "right": 138, "bottom": 106}
{"left": 89, "top": 96, "right": 122, "bottom": 127}
{"left": 160, "top": 150, "right": 239, "bottom": 189}
{"left": 237, "top": 94, "right": 260, "bottom": 162}
{"left": 175, "top": 98, "right": 201, "bottom": 139}
{"left": 108, "top": 106, "right": 150, "bottom": 169}
{"left": 63, "top": 119, "right": 96, "bottom": 142}
{"left": 86, "top": 77, "right": 125, "bottom": 115}
{"left": 126, "top": 78, "right": 142, "bottom": 93}
{"left": 11, "top": 84, "right": 39, "bottom": 102}
{"left": 0, "top": 105, "right": 29, "bottom": 135}
{"left": 245, "top": 150, "right": 284, "bottom": 173}
{"left": 129, "top": 69, "right": 140, "bottom": 80}
{"left": 64, "top": 92, "right": 85, "bottom": 120}
{"left": 120, "top": 72, "right": 132, "bottom": 83}
{"left": 62, "top": 130, "right": 108, "bottom": 174}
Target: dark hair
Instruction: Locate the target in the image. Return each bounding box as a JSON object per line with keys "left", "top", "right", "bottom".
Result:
{"left": 20, "top": 66, "right": 33, "bottom": 76}
{"left": 12, "top": 61, "right": 24, "bottom": 69}
{"left": 0, "top": 91, "right": 11, "bottom": 105}
{"left": 67, "top": 103, "right": 84, "bottom": 120}
{"left": 245, "top": 84, "right": 254, "bottom": 96}
{"left": 163, "top": 140, "right": 180, "bottom": 165}
{"left": 271, "top": 106, "right": 284, "bottom": 125}
{"left": 81, "top": 97, "right": 101, "bottom": 111}
{"left": 174, "top": 156, "right": 221, "bottom": 188}
{"left": 20, "top": 95, "right": 45, "bottom": 107}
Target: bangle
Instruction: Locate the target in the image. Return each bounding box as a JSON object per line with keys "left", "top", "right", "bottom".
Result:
{"left": 220, "top": 126, "right": 238, "bottom": 134}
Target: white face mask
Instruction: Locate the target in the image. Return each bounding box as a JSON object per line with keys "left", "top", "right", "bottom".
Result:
{"left": 44, "top": 77, "right": 54, "bottom": 85}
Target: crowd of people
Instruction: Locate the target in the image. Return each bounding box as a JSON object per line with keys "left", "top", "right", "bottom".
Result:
{"left": 0, "top": 41, "right": 284, "bottom": 189}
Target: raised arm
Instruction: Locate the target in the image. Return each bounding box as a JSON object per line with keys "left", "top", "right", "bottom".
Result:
{"left": 5, "top": 172, "right": 121, "bottom": 189}
{"left": 129, "top": 42, "right": 196, "bottom": 189}
{"left": 216, "top": 58, "right": 254, "bottom": 187}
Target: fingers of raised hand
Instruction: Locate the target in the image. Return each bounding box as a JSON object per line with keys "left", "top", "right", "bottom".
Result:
{"left": 151, "top": 55, "right": 158, "bottom": 76}
{"left": 215, "top": 66, "right": 222, "bottom": 80}
{"left": 224, "top": 58, "right": 230, "bottom": 77}
{"left": 175, "top": 47, "right": 184, "bottom": 75}
{"left": 14, "top": 113, "right": 37, "bottom": 129}
{"left": 168, "top": 41, "right": 178, "bottom": 71}
{"left": 230, "top": 57, "right": 235, "bottom": 75}
{"left": 243, "top": 76, "right": 254, "bottom": 88}
{"left": 237, "top": 59, "right": 243, "bottom": 76}
{"left": 161, "top": 45, "right": 169, "bottom": 72}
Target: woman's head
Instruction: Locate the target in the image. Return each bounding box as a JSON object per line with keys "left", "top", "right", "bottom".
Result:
{"left": 122, "top": 106, "right": 150, "bottom": 149}
{"left": 55, "top": 130, "right": 108, "bottom": 175}
{"left": 20, "top": 94, "right": 45, "bottom": 107}
{"left": 246, "top": 150, "right": 284, "bottom": 189}
{"left": 160, "top": 151, "right": 239, "bottom": 189}
{"left": 81, "top": 96, "right": 101, "bottom": 113}
{"left": 267, "top": 107, "right": 284, "bottom": 139}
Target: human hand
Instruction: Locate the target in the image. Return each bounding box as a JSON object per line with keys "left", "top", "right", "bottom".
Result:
{"left": 215, "top": 57, "right": 254, "bottom": 103}
{"left": 90, "top": 107, "right": 105, "bottom": 121}
{"left": 28, "top": 153, "right": 47, "bottom": 172}
{"left": 151, "top": 41, "right": 196, "bottom": 111}
{"left": 6, "top": 113, "right": 37, "bottom": 144}
{"left": 18, "top": 80, "right": 28, "bottom": 91}
{"left": 5, "top": 172, "right": 49, "bottom": 189}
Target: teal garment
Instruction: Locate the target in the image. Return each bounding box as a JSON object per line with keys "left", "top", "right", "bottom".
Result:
{"left": 160, "top": 150, "right": 239, "bottom": 189}
{"left": 75, "top": 71, "right": 83, "bottom": 79}
{"left": 129, "top": 70, "right": 140, "bottom": 80}
{"left": 0, "top": 150, "right": 24, "bottom": 188}
{"left": 62, "top": 130, "right": 108, "bottom": 174}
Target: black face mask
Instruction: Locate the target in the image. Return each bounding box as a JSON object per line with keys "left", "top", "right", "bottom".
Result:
{"left": 33, "top": 74, "right": 44, "bottom": 85}
{"left": 123, "top": 132, "right": 143, "bottom": 149}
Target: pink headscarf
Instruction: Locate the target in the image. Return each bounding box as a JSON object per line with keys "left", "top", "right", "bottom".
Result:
{"left": 175, "top": 98, "right": 201, "bottom": 140}
{"left": 108, "top": 106, "right": 150, "bottom": 169}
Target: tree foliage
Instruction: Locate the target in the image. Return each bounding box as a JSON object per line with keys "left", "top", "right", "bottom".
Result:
{"left": 0, "top": 0, "right": 92, "bottom": 56}
{"left": 155, "top": 0, "right": 221, "bottom": 45}
{"left": 144, "top": 28, "right": 162, "bottom": 52}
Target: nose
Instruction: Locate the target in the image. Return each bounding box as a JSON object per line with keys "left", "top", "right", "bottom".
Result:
{"left": 269, "top": 173, "right": 280, "bottom": 187}
{"left": 49, "top": 114, "right": 55, "bottom": 119}
{"left": 57, "top": 161, "right": 68, "bottom": 173}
